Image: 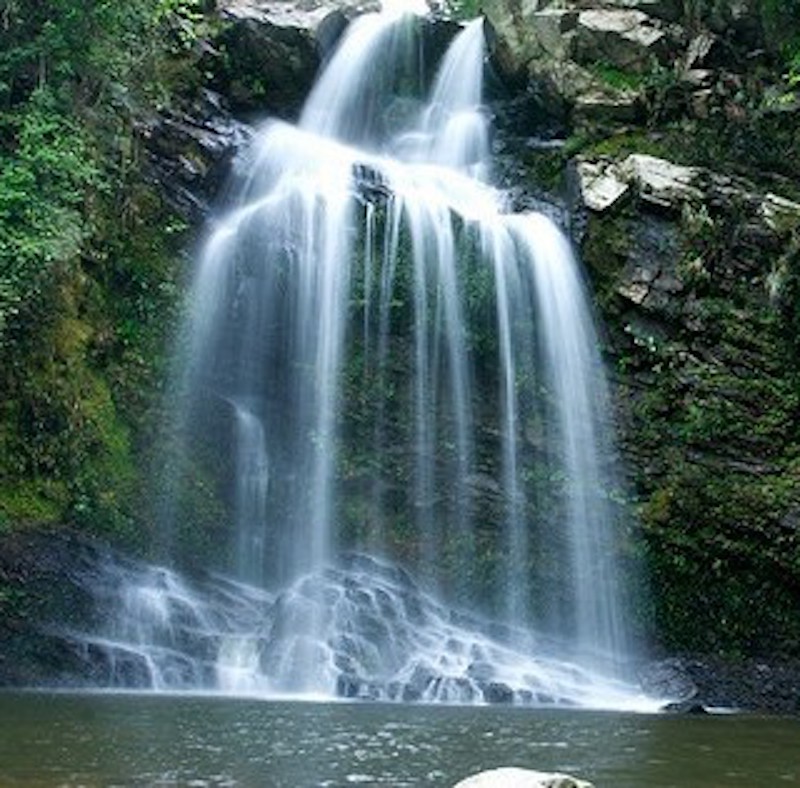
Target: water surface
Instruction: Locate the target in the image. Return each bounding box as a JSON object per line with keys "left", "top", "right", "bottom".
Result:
{"left": 1, "top": 692, "right": 798, "bottom": 786}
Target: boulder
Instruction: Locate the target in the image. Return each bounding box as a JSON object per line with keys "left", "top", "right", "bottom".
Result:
{"left": 483, "top": 680, "right": 514, "bottom": 703}
{"left": 620, "top": 154, "right": 702, "bottom": 209}
{"left": 576, "top": 152, "right": 798, "bottom": 241}
{"left": 402, "top": 662, "right": 437, "bottom": 701}
{"left": 638, "top": 657, "right": 699, "bottom": 701}
{"left": 572, "top": 0, "right": 681, "bottom": 23}
{"left": 662, "top": 699, "right": 709, "bottom": 714}
{"left": 572, "top": 9, "right": 670, "bottom": 73}
{"left": 483, "top": 0, "right": 677, "bottom": 131}
{"left": 573, "top": 158, "right": 630, "bottom": 211}
{"left": 220, "top": 0, "right": 373, "bottom": 32}
{"left": 466, "top": 660, "right": 496, "bottom": 682}
{"left": 572, "top": 153, "right": 700, "bottom": 214}
{"left": 452, "top": 768, "right": 595, "bottom": 788}
{"left": 485, "top": 3, "right": 674, "bottom": 78}
{"left": 211, "top": 0, "right": 377, "bottom": 115}
{"left": 760, "top": 193, "right": 800, "bottom": 236}
{"left": 483, "top": 2, "right": 579, "bottom": 80}
{"left": 634, "top": 657, "right": 800, "bottom": 715}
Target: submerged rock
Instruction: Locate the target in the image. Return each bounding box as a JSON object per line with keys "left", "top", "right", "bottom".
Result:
{"left": 453, "top": 768, "right": 595, "bottom": 788}
{"left": 662, "top": 699, "right": 709, "bottom": 714}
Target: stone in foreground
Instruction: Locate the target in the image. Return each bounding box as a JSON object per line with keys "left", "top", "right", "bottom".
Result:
{"left": 453, "top": 767, "right": 594, "bottom": 788}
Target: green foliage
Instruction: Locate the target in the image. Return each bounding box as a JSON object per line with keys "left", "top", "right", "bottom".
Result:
{"left": 591, "top": 62, "right": 647, "bottom": 92}
{"left": 445, "top": 0, "right": 482, "bottom": 21}
{"left": 0, "top": 88, "right": 98, "bottom": 340}
{"left": 0, "top": 0, "right": 216, "bottom": 547}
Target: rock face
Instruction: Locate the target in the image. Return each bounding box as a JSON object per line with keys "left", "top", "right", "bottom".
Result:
{"left": 0, "top": 529, "right": 108, "bottom": 686}
{"left": 640, "top": 658, "right": 800, "bottom": 714}
{"left": 212, "top": 0, "right": 374, "bottom": 115}
{"left": 137, "top": 89, "right": 253, "bottom": 221}
{"left": 482, "top": 0, "right": 796, "bottom": 668}
{"left": 574, "top": 0, "right": 682, "bottom": 23}
{"left": 483, "top": 0, "right": 684, "bottom": 131}
{"left": 483, "top": 0, "right": 797, "bottom": 135}
{"left": 570, "top": 140, "right": 800, "bottom": 655}
{"left": 572, "top": 9, "right": 669, "bottom": 72}
{"left": 573, "top": 158, "right": 630, "bottom": 211}
{"left": 453, "top": 768, "right": 594, "bottom": 788}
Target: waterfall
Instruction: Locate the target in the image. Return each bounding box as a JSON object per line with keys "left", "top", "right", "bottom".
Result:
{"left": 74, "top": 6, "right": 647, "bottom": 707}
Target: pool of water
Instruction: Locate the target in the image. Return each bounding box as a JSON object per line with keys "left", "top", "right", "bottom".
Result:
{"left": 1, "top": 692, "right": 798, "bottom": 786}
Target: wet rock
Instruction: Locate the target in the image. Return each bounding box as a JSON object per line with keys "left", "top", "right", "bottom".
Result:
{"left": 483, "top": 680, "right": 514, "bottom": 704}
{"left": 466, "top": 660, "right": 496, "bottom": 683}
{"left": 637, "top": 657, "right": 800, "bottom": 714}
{"left": 212, "top": 17, "right": 318, "bottom": 116}
{"left": 402, "top": 662, "right": 437, "bottom": 701}
{"left": 662, "top": 699, "right": 709, "bottom": 714}
{"left": 334, "top": 663, "right": 360, "bottom": 695}
{"left": 137, "top": 89, "right": 253, "bottom": 221}
{"left": 453, "top": 767, "right": 595, "bottom": 788}
{"left": 212, "top": 0, "right": 376, "bottom": 116}
{"left": 0, "top": 528, "right": 116, "bottom": 686}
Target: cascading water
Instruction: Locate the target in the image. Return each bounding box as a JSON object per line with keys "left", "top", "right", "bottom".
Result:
{"left": 72, "top": 5, "right": 652, "bottom": 708}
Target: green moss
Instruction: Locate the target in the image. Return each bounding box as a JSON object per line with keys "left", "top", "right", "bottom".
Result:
{"left": 590, "top": 62, "right": 647, "bottom": 92}
{"left": 0, "top": 480, "right": 68, "bottom": 527}
{"left": 581, "top": 210, "right": 634, "bottom": 311}
{"left": 585, "top": 130, "right": 669, "bottom": 160}
{"left": 592, "top": 183, "right": 800, "bottom": 655}
{"left": 640, "top": 464, "right": 800, "bottom": 655}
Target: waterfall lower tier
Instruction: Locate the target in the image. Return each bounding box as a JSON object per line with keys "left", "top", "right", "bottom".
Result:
{"left": 68, "top": 554, "right": 655, "bottom": 711}
{"left": 150, "top": 6, "right": 643, "bottom": 702}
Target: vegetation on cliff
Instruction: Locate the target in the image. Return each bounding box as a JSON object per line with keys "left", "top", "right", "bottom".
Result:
{"left": 0, "top": 0, "right": 216, "bottom": 542}
{"left": 528, "top": 0, "right": 800, "bottom": 657}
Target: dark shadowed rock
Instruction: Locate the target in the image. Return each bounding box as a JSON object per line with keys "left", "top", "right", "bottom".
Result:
{"left": 483, "top": 680, "right": 514, "bottom": 704}
{"left": 662, "top": 699, "right": 709, "bottom": 714}
{"left": 639, "top": 657, "right": 698, "bottom": 700}
{"left": 137, "top": 89, "right": 253, "bottom": 221}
